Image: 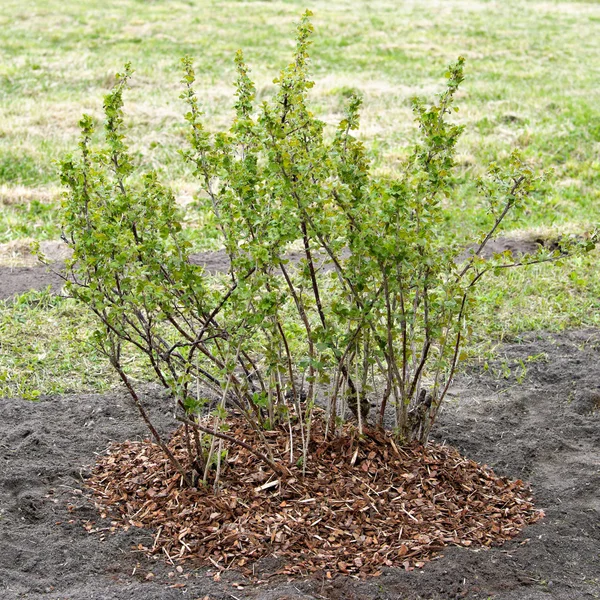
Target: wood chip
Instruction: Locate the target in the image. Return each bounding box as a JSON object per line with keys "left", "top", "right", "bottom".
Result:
{"left": 85, "top": 414, "right": 543, "bottom": 578}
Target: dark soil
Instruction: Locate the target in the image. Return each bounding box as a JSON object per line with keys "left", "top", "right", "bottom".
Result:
{"left": 0, "top": 264, "right": 65, "bottom": 298}
{"left": 1, "top": 254, "right": 599, "bottom": 599}
{"left": 0, "top": 250, "right": 233, "bottom": 300}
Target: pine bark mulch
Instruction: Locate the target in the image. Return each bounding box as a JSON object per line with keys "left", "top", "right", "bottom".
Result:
{"left": 85, "top": 416, "right": 543, "bottom": 578}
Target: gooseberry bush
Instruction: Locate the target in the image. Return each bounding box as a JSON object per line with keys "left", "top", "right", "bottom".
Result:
{"left": 60, "top": 12, "right": 548, "bottom": 487}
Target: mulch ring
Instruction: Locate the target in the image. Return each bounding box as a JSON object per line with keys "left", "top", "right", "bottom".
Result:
{"left": 85, "top": 416, "right": 543, "bottom": 579}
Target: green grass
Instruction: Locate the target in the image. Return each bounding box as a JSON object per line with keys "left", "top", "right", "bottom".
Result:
{"left": 1, "top": 0, "right": 600, "bottom": 396}
{"left": 0, "top": 289, "right": 111, "bottom": 398}
{"left": 0, "top": 288, "right": 155, "bottom": 399}
{"left": 0, "top": 198, "right": 62, "bottom": 243}
{"left": 474, "top": 248, "right": 600, "bottom": 338}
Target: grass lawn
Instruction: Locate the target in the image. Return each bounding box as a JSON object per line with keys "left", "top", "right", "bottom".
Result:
{"left": 1, "top": 0, "right": 599, "bottom": 398}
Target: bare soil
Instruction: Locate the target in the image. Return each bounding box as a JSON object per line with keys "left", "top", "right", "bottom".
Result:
{"left": 0, "top": 235, "right": 550, "bottom": 300}
{"left": 0, "top": 249, "right": 232, "bottom": 299}
{"left": 1, "top": 256, "right": 599, "bottom": 600}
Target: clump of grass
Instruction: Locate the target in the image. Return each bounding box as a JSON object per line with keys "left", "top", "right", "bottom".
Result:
{"left": 471, "top": 248, "right": 600, "bottom": 343}
{"left": 0, "top": 199, "right": 62, "bottom": 244}
{"left": 0, "top": 288, "right": 152, "bottom": 399}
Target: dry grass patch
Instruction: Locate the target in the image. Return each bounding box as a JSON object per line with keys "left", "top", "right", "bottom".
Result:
{"left": 0, "top": 185, "right": 61, "bottom": 206}
{"left": 0, "top": 239, "right": 71, "bottom": 267}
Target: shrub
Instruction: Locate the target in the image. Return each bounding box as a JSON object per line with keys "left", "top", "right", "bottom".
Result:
{"left": 59, "top": 11, "right": 555, "bottom": 487}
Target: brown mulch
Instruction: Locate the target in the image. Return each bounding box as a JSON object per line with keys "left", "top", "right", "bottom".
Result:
{"left": 85, "top": 415, "right": 543, "bottom": 579}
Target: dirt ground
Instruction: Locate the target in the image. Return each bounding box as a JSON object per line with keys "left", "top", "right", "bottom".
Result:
{"left": 0, "top": 236, "right": 549, "bottom": 299}
{"left": 1, "top": 260, "right": 599, "bottom": 600}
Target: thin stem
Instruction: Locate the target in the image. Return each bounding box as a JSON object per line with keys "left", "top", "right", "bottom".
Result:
{"left": 177, "top": 416, "right": 284, "bottom": 476}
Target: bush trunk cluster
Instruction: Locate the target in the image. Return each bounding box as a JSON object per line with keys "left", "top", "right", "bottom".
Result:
{"left": 59, "top": 12, "right": 551, "bottom": 488}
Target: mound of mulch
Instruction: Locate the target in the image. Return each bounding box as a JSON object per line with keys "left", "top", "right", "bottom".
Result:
{"left": 85, "top": 416, "right": 543, "bottom": 578}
